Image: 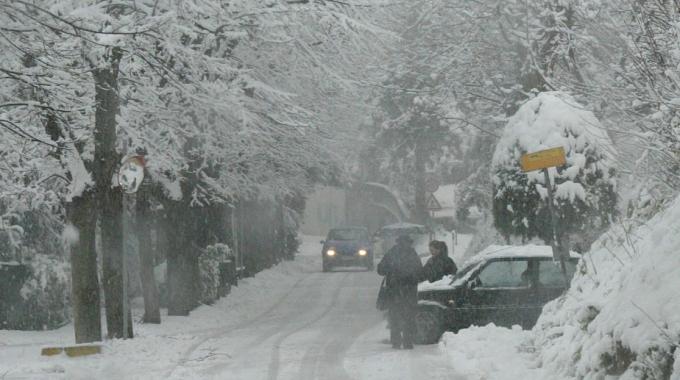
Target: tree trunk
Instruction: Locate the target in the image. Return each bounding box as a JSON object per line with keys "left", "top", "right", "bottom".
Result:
{"left": 92, "top": 49, "right": 131, "bottom": 338}
{"left": 166, "top": 202, "right": 198, "bottom": 316}
{"left": 276, "top": 202, "right": 286, "bottom": 261}
{"left": 67, "top": 191, "right": 102, "bottom": 343}
{"left": 136, "top": 190, "right": 161, "bottom": 324}
{"left": 101, "top": 186, "right": 129, "bottom": 338}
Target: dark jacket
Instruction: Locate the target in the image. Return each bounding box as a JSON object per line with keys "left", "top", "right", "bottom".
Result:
{"left": 421, "top": 254, "right": 457, "bottom": 283}
{"left": 377, "top": 242, "right": 423, "bottom": 305}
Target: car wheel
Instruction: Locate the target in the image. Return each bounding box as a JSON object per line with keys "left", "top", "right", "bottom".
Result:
{"left": 322, "top": 262, "right": 331, "bottom": 272}
{"left": 415, "top": 307, "right": 445, "bottom": 345}
{"left": 365, "top": 259, "right": 374, "bottom": 271}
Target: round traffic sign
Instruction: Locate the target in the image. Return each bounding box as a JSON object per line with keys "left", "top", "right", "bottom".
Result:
{"left": 424, "top": 174, "right": 440, "bottom": 193}
{"left": 118, "top": 155, "right": 146, "bottom": 194}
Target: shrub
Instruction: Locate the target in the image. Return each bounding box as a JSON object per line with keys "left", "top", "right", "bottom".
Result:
{"left": 199, "top": 243, "right": 232, "bottom": 305}
{"left": 15, "top": 255, "right": 70, "bottom": 330}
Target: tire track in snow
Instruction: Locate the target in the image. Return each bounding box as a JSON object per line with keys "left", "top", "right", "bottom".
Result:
{"left": 165, "top": 273, "right": 312, "bottom": 378}
{"left": 297, "top": 272, "right": 382, "bottom": 380}
{"left": 266, "top": 272, "right": 349, "bottom": 380}
{"left": 191, "top": 270, "right": 350, "bottom": 378}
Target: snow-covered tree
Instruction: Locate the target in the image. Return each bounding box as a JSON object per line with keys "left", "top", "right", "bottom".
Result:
{"left": 1, "top": 0, "right": 396, "bottom": 338}
{"left": 491, "top": 92, "right": 617, "bottom": 250}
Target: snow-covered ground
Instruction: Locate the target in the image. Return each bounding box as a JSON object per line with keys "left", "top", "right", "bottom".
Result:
{"left": 0, "top": 235, "right": 543, "bottom": 380}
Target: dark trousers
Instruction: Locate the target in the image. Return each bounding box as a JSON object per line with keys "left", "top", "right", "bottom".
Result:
{"left": 389, "top": 300, "right": 416, "bottom": 346}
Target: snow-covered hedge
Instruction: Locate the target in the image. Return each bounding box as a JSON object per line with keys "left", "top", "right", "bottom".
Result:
{"left": 17, "top": 255, "right": 71, "bottom": 330}
{"left": 533, "top": 195, "right": 680, "bottom": 379}
{"left": 199, "top": 243, "right": 233, "bottom": 305}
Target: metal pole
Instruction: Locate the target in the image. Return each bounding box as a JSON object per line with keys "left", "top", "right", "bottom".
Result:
{"left": 543, "top": 168, "right": 569, "bottom": 287}
{"left": 231, "top": 208, "right": 239, "bottom": 272}
{"left": 122, "top": 194, "right": 129, "bottom": 339}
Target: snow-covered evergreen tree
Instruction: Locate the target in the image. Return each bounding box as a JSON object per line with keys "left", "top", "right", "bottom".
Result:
{"left": 491, "top": 92, "right": 617, "bottom": 250}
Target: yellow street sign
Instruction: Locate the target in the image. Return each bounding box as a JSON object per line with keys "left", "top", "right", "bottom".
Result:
{"left": 520, "top": 147, "right": 566, "bottom": 172}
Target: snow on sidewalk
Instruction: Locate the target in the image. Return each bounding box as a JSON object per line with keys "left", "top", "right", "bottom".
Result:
{"left": 0, "top": 251, "right": 318, "bottom": 380}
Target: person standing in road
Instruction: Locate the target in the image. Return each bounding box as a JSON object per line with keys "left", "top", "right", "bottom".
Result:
{"left": 421, "top": 240, "right": 457, "bottom": 283}
{"left": 377, "top": 234, "right": 423, "bottom": 349}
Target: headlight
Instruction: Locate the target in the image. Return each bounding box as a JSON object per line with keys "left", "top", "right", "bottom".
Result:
{"left": 358, "top": 249, "right": 368, "bottom": 256}
{"left": 326, "top": 249, "right": 336, "bottom": 257}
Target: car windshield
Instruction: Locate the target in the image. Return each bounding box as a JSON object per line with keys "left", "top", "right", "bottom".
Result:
{"left": 327, "top": 229, "right": 367, "bottom": 241}
{"left": 449, "top": 261, "right": 480, "bottom": 285}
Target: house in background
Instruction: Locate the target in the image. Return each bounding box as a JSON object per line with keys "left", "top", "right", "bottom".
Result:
{"left": 430, "top": 184, "right": 457, "bottom": 229}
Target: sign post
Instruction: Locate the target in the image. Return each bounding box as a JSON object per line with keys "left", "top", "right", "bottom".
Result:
{"left": 117, "top": 155, "right": 146, "bottom": 339}
{"left": 426, "top": 192, "right": 442, "bottom": 241}
{"left": 520, "top": 147, "right": 570, "bottom": 286}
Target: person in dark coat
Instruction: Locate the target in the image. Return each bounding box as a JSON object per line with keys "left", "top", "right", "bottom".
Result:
{"left": 377, "top": 234, "right": 423, "bottom": 349}
{"left": 421, "top": 240, "right": 457, "bottom": 283}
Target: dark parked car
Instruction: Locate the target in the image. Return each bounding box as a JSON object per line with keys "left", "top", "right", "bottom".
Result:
{"left": 415, "top": 245, "right": 580, "bottom": 344}
{"left": 321, "top": 227, "right": 373, "bottom": 272}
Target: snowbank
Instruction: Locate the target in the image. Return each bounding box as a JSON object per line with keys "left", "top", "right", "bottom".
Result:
{"left": 439, "top": 324, "right": 546, "bottom": 379}
{"left": 534, "top": 195, "right": 680, "bottom": 379}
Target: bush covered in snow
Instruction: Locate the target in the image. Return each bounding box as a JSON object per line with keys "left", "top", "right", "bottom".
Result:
{"left": 533, "top": 195, "right": 680, "bottom": 379}
{"left": 199, "top": 243, "right": 233, "bottom": 305}
{"left": 13, "top": 255, "right": 71, "bottom": 330}
{"left": 492, "top": 92, "right": 617, "bottom": 251}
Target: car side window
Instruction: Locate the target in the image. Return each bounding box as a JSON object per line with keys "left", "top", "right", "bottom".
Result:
{"left": 476, "top": 260, "right": 529, "bottom": 288}
{"left": 538, "top": 260, "right": 577, "bottom": 287}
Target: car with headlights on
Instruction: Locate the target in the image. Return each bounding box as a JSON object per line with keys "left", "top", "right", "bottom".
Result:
{"left": 414, "top": 245, "right": 581, "bottom": 344}
{"left": 321, "top": 227, "right": 373, "bottom": 272}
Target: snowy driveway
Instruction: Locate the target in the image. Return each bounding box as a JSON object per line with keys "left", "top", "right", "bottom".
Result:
{"left": 0, "top": 236, "right": 462, "bottom": 380}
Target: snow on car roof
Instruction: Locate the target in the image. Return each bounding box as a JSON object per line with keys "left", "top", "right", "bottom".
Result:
{"left": 380, "top": 222, "right": 426, "bottom": 230}
{"left": 466, "top": 244, "right": 581, "bottom": 266}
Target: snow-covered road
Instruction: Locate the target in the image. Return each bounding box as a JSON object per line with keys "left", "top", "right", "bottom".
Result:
{"left": 167, "top": 236, "right": 459, "bottom": 380}
{"left": 0, "top": 236, "right": 463, "bottom": 380}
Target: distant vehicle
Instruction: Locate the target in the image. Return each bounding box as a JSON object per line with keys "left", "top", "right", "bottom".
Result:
{"left": 373, "top": 222, "right": 429, "bottom": 258}
{"left": 321, "top": 227, "right": 374, "bottom": 272}
{"left": 415, "top": 245, "right": 581, "bottom": 344}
